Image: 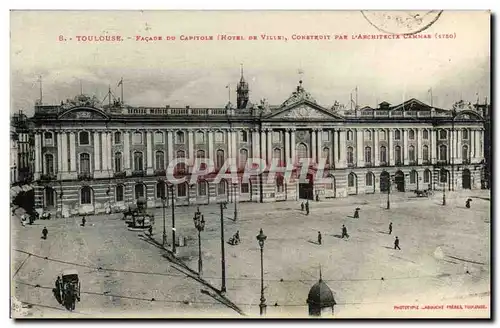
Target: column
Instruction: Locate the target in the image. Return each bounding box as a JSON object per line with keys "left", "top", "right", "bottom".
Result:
{"left": 227, "top": 129, "right": 232, "bottom": 160}
{"left": 475, "top": 129, "right": 481, "bottom": 162}
{"left": 290, "top": 129, "right": 296, "bottom": 165}
{"left": 261, "top": 130, "right": 267, "bottom": 163}
{"left": 403, "top": 129, "right": 409, "bottom": 165}
{"left": 208, "top": 130, "right": 214, "bottom": 163}
{"left": 146, "top": 131, "right": 153, "bottom": 173}
{"left": 456, "top": 129, "right": 462, "bottom": 163}
{"left": 311, "top": 129, "right": 317, "bottom": 163}
{"left": 93, "top": 131, "right": 101, "bottom": 171}
{"left": 317, "top": 129, "right": 323, "bottom": 162}
{"left": 284, "top": 129, "right": 290, "bottom": 165}
{"left": 417, "top": 129, "right": 423, "bottom": 163}
{"left": 124, "top": 131, "right": 131, "bottom": 172}
{"left": 338, "top": 129, "right": 346, "bottom": 168}
{"left": 374, "top": 129, "right": 380, "bottom": 166}
{"left": 255, "top": 129, "right": 261, "bottom": 160}
{"left": 107, "top": 132, "right": 112, "bottom": 171}
{"left": 34, "top": 133, "right": 41, "bottom": 177}
{"left": 101, "top": 132, "right": 109, "bottom": 172}
{"left": 57, "top": 133, "right": 63, "bottom": 173}
{"left": 251, "top": 129, "right": 257, "bottom": 158}
{"left": 232, "top": 130, "right": 237, "bottom": 164}
{"left": 266, "top": 129, "right": 272, "bottom": 164}
{"left": 61, "top": 132, "right": 68, "bottom": 173}
{"left": 167, "top": 130, "right": 173, "bottom": 165}
{"left": 188, "top": 130, "right": 194, "bottom": 161}
{"left": 69, "top": 132, "right": 76, "bottom": 171}
{"left": 388, "top": 129, "right": 395, "bottom": 166}
{"left": 356, "top": 129, "right": 364, "bottom": 167}
{"left": 479, "top": 129, "right": 484, "bottom": 158}
{"left": 431, "top": 129, "right": 436, "bottom": 164}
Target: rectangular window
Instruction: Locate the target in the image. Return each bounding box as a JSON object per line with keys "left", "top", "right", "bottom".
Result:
{"left": 241, "top": 183, "right": 250, "bottom": 194}
{"left": 177, "top": 183, "right": 187, "bottom": 197}
{"left": 322, "top": 131, "right": 329, "bottom": 141}
{"left": 273, "top": 131, "right": 281, "bottom": 142}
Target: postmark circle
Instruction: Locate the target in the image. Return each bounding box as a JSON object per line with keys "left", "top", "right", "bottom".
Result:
{"left": 361, "top": 11, "right": 443, "bottom": 35}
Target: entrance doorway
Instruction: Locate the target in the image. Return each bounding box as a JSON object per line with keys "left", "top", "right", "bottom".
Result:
{"left": 380, "top": 171, "right": 390, "bottom": 192}
{"left": 394, "top": 170, "right": 405, "bottom": 192}
{"left": 462, "top": 169, "right": 471, "bottom": 189}
{"left": 299, "top": 173, "right": 314, "bottom": 200}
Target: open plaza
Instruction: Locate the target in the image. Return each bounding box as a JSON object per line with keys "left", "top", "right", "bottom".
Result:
{"left": 11, "top": 189, "right": 490, "bottom": 318}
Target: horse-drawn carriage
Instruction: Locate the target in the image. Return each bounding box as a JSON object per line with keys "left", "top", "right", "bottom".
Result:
{"left": 56, "top": 269, "right": 81, "bottom": 311}
{"left": 124, "top": 198, "right": 155, "bottom": 229}
{"left": 414, "top": 189, "right": 433, "bottom": 197}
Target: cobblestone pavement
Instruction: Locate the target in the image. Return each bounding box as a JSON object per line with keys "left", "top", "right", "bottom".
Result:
{"left": 11, "top": 189, "right": 491, "bottom": 318}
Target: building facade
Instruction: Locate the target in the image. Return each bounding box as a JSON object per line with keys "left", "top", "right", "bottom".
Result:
{"left": 30, "top": 79, "right": 486, "bottom": 217}
{"left": 11, "top": 111, "right": 35, "bottom": 186}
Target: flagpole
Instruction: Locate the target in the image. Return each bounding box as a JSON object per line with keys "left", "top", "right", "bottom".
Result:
{"left": 38, "top": 75, "right": 43, "bottom": 105}
{"left": 120, "top": 77, "right": 124, "bottom": 104}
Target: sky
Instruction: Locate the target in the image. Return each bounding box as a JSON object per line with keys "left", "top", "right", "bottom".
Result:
{"left": 10, "top": 10, "right": 490, "bottom": 115}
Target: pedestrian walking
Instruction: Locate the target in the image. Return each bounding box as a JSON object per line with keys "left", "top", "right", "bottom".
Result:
{"left": 317, "top": 231, "right": 322, "bottom": 245}
{"left": 315, "top": 194, "right": 319, "bottom": 202}
{"left": 148, "top": 225, "right": 153, "bottom": 236}
{"left": 42, "top": 227, "right": 48, "bottom": 240}
{"left": 389, "top": 222, "right": 392, "bottom": 235}
{"left": 353, "top": 208, "right": 360, "bottom": 219}
{"left": 81, "top": 216, "right": 86, "bottom": 227}
{"left": 305, "top": 201, "right": 310, "bottom": 215}
{"left": 465, "top": 198, "right": 472, "bottom": 209}
{"left": 301, "top": 202, "right": 305, "bottom": 211}
{"left": 394, "top": 236, "right": 401, "bottom": 250}
{"left": 341, "top": 225, "right": 349, "bottom": 239}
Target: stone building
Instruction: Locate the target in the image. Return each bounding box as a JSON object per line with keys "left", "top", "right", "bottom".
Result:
{"left": 30, "top": 75, "right": 486, "bottom": 217}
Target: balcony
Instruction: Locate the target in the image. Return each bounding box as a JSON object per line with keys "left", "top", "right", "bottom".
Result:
{"left": 77, "top": 172, "right": 92, "bottom": 181}
{"left": 462, "top": 159, "right": 471, "bottom": 165}
{"left": 347, "top": 162, "right": 356, "bottom": 168}
{"left": 131, "top": 170, "right": 145, "bottom": 177}
{"left": 379, "top": 161, "right": 388, "bottom": 167}
{"left": 40, "top": 173, "right": 57, "bottom": 181}
{"left": 421, "top": 160, "right": 430, "bottom": 165}
{"left": 395, "top": 161, "right": 403, "bottom": 166}
{"left": 436, "top": 160, "right": 448, "bottom": 166}
{"left": 409, "top": 160, "right": 417, "bottom": 166}
{"left": 154, "top": 169, "right": 166, "bottom": 176}
{"left": 114, "top": 171, "right": 126, "bottom": 178}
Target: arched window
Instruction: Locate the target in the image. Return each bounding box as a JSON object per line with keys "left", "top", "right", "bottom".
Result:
{"left": 215, "top": 131, "right": 224, "bottom": 142}
{"left": 276, "top": 175, "right": 284, "bottom": 192}
{"left": 325, "top": 175, "right": 335, "bottom": 190}
{"left": 380, "top": 146, "right": 387, "bottom": 163}
{"left": 216, "top": 149, "right": 225, "bottom": 169}
{"left": 408, "top": 129, "right": 415, "bottom": 140}
{"left": 79, "top": 153, "right": 90, "bottom": 173}
{"left": 114, "top": 131, "right": 122, "bottom": 144}
{"left": 156, "top": 151, "right": 165, "bottom": 170}
{"left": 156, "top": 181, "right": 166, "bottom": 199}
{"left": 135, "top": 183, "right": 145, "bottom": 199}
{"left": 45, "top": 187, "right": 55, "bottom": 207}
{"left": 176, "top": 131, "right": 185, "bottom": 144}
{"left": 395, "top": 146, "right": 402, "bottom": 163}
{"left": 273, "top": 148, "right": 282, "bottom": 161}
{"left": 379, "top": 130, "right": 387, "bottom": 140}
{"left": 462, "top": 145, "right": 469, "bottom": 162}
{"left": 439, "top": 145, "right": 447, "bottom": 161}
{"left": 196, "top": 150, "right": 205, "bottom": 158}
{"left": 462, "top": 129, "right": 469, "bottom": 140}
{"left": 133, "top": 151, "right": 144, "bottom": 171}
{"left": 422, "top": 129, "right": 429, "bottom": 140}
{"left": 439, "top": 129, "right": 447, "bottom": 140}
{"left": 80, "top": 186, "right": 92, "bottom": 204}
{"left": 322, "top": 147, "right": 330, "bottom": 164}
{"left": 44, "top": 132, "right": 53, "bottom": 145}
{"left": 196, "top": 131, "right": 205, "bottom": 144}
{"left": 348, "top": 173, "right": 356, "bottom": 187}
{"left": 239, "top": 131, "right": 248, "bottom": 142}
{"left": 440, "top": 169, "right": 448, "bottom": 183}
{"left": 154, "top": 131, "right": 164, "bottom": 144}
{"left": 423, "top": 145, "right": 429, "bottom": 161}
{"left": 114, "top": 152, "right": 122, "bottom": 172}
{"left": 364, "top": 147, "right": 371, "bottom": 164}
{"left": 297, "top": 143, "right": 308, "bottom": 162}
{"left": 239, "top": 149, "right": 248, "bottom": 168}
{"left": 176, "top": 150, "right": 186, "bottom": 173}
{"left": 177, "top": 183, "right": 187, "bottom": 197}
{"left": 116, "top": 185, "right": 124, "bottom": 202}
{"left": 394, "top": 130, "right": 401, "bottom": 140}
{"left": 347, "top": 147, "right": 354, "bottom": 164}
{"left": 424, "top": 170, "right": 431, "bottom": 183}
{"left": 198, "top": 181, "right": 207, "bottom": 196}
{"left": 218, "top": 180, "right": 227, "bottom": 195}
{"left": 132, "top": 131, "right": 143, "bottom": 145}
{"left": 409, "top": 145, "right": 415, "bottom": 161}
{"left": 79, "top": 131, "right": 90, "bottom": 145}
{"left": 365, "top": 130, "right": 372, "bottom": 141}
{"left": 347, "top": 130, "right": 354, "bottom": 141}
{"left": 410, "top": 170, "right": 417, "bottom": 184}
{"left": 44, "top": 154, "right": 54, "bottom": 174}
{"left": 365, "top": 172, "right": 373, "bottom": 186}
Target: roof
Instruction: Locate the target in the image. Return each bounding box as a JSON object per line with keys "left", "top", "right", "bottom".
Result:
{"left": 306, "top": 278, "right": 336, "bottom": 307}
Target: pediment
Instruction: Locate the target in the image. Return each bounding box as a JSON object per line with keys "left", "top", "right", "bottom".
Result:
{"left": 267, "top": 102, "right": 343, "bottom": 120}
{"left": 454, "top": 110, "right": 483, "bottom": 121}
{"left": 58, "top": 107, "right": 109, "bottom": 120}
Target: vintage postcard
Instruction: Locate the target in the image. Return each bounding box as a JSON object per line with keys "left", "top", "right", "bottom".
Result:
{"left": 10, "top": 10, "right": 491, "bottom": 319}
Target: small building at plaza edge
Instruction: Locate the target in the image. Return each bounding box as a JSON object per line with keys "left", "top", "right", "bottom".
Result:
{"left": 30, "top": 73, "right": 487, "bottom": 217}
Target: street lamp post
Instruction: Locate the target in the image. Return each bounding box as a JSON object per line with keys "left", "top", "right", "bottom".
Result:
{"left": 256, "top": 228, "right": 267, "bottom": 316}
{"left": 442, "top": 181, "right": 446, "bottom": 206}
{"left": 220, "top": 202, "right": 227, "bottom": 294}
{"left": 162, "top": 196, "right": 167, "bottom": 247}
{"left": 193, "top": 211, "right": 205, "bottom": 276}
{"left": 233, "top": 183, "right": 238, "bottom": 221}
{"left": 386, "top": 177, "right": 391, "bottom": 210}
{"left": 170, "top": 185, "right": 176, "bottom": 254}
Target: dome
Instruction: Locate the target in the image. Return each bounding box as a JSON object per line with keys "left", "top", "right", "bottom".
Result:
{"left": 306, "top": 278, "right": 336, "bottom": 307}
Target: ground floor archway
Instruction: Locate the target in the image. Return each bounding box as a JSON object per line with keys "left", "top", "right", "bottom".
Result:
{"left": 380, "top": 171, "right": 390, "bottom": 192}
{"left": 299, "top": 173, "right": 314, "bottom": 200}
{"left": 462, "top": 169, "right": 471, "bottom": 189}
{"left": 395, "top": 170, "right": 405, "bottom": 192}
